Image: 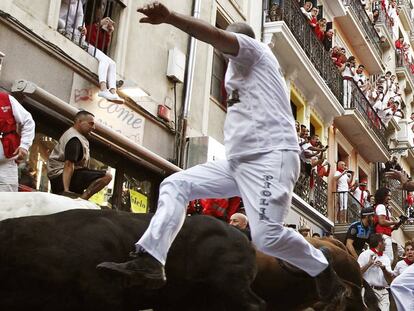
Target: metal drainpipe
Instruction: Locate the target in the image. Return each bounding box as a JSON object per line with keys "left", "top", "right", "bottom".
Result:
{"left": 178, "top": 0, "right": 201, "bottom": 168}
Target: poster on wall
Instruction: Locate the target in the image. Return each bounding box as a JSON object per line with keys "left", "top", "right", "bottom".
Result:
{"left": 70, "top": 74, "right": 145, "bottom": 146}
{"left": 130, "top": 189, "right": 148, "bottom": 213}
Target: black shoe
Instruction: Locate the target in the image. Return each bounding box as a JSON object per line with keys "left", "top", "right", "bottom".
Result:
{"left": 315, "top": 247, "right": 344, "bottom": 302}
{"left": 97, "top": 252, "right": 166, "bottom": 289}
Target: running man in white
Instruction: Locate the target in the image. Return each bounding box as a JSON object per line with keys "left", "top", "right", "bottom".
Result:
{"left": 98, "top": 1, "right": 344, "bottom": 301}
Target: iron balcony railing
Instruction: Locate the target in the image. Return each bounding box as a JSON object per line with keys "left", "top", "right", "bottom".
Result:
{"left": 395, "top": 51, "right": 414, "bottom": 84}
{"left": 376, "top": 5, "right": 394, "bottom": 38}
{"left": 333, "top": 191, "right": 363, "bottom": 224}
{"left": 348, "top": 80, "right": 389, "bottom": 149}
{"left": 58, "top": 0, "right": 124, "bottom": 55}
{"left": 379, "top": 172, "right": 405, "bottom": 209}
{"left": 343, "top": 0, "right": 382, "bottom": 59}
{"left": 264, "top": 0, "right": 344, "bottom": 104}
{"left": 294, "top": 173, "right": 328, "bottom": 217}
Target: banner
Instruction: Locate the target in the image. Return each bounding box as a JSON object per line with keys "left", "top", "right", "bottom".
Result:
{"left": 130, "top": 189, "right": 148, "bottom": 213}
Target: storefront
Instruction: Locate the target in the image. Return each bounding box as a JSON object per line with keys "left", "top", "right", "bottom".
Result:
{"left": 8, "top": 81, "right": 179, "bottom": 213}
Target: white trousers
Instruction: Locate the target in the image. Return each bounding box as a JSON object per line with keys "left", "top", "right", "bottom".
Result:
{"left": 137, "top": 150, "right": 329, "bottom": 277}
{"left": 373, "top": 288, "right": 390, "bottom": 311}
{"left": 391, "top": 263, "right": 414, "bottom": 311}
{"left": 338, "top": 191, "right": 348, "bottom": 211}
{"left": 88, "top": 45, "right": 117, "bottom": 90}
{"left": 383, "top": 234, "right": 394, "bottom": 263}
{"left": 343, "top": 79, "right": 352, "bottom": 108}
{"left": 0, "top": 159, "right": 18, "bottom": 192}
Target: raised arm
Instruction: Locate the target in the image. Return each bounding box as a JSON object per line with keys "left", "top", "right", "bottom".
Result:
{"left": 137, "top": 2, "right": 239, "bottom": 56}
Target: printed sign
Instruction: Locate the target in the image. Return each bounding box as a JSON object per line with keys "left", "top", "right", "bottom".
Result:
{"left": 70, "top": 74, "right": 145, "bottom": 145}
{"left": 89, "top": 188, "right": 106, "bottom": 206}
{"left": 130, "top": 189, "right": 148, "bottom": 213}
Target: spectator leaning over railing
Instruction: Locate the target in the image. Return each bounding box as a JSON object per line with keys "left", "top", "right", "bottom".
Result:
{"left": 308, "top": 6, "right": 319, "bottom": 29}
{"left": 84, "top": 0, "right": 124, "bottom": 104}
{"left": 314, "top": 18, "right": 327, "bottom": 42}
{"left": 300, "top": 1, "right": 313, "bottom": 19}
{"left": 353, "top": 64, "right": 369, "bottom": 93}
{"left": 323, "top": 28, "right": 333, "bottom": 51}
{"left": 334, "top": 161, "right": 354, "bottom": 223}
{"left": 384, "top": 155, "right": 402, "bottom": 172}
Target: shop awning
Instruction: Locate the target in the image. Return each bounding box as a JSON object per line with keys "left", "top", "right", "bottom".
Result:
{"left": 11, "top": 80, "right": 181, "bottom": 176}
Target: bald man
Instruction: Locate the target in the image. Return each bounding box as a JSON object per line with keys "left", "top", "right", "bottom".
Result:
{"left": 229, "top": 213, "right": 248, "bottom": 230}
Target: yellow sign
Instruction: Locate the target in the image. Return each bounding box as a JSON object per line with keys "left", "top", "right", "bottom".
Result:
{"left": 130, "top": 189, "right": 148, "bottom": 213}
{"left": 89, "top": 188, "right": 106, "bottom": 206}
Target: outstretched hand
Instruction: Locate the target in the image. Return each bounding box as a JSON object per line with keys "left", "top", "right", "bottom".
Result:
{"left": 137, "top": 2, "right": 171, "bottom": 25}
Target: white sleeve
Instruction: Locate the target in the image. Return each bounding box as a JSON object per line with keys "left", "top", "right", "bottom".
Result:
{"left": 9, "top": 95, "right": 35, "bottom": 151}
{"left": 75, "top": 4, "right": 84, "bottom": 30}
{"left": 358, "top": 251, "right": 368, "bottom": 268}
{"left": 224, "top": 33, "right": 265, "bottom": 68}
{"left": 375, "top": 204, "right": 387, "bottom": 216}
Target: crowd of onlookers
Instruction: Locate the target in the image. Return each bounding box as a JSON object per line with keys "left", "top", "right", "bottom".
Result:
{"left": 299, "top": 0, "right": 407, "bottom": 128}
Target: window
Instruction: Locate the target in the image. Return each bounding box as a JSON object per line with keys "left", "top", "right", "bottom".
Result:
{"left": 210, "top": 11, "right": 230, "bottom": 108}
{"left": 57, "top": 0, "right": 125, "bottom": 56}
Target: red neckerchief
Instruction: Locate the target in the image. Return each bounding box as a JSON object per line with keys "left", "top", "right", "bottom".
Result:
{"left": 337, "top": 168, "right": 345, "bottom": 173}
{"left": 404, "top": 258, "right": 414, "bottom": 265}
{"left": 371, "top": 248, "right": 383, "bottom": 257}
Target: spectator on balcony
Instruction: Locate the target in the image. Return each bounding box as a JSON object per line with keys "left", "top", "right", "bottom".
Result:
{"left": 314, "top": 18, "right": 327, "bottom": 41}
{"left": 335, "top": 161, "right": 354, "bottom": 223}
{"left": 373, "top": 187, "right": 399, "bottom": 263}
{"left": 84, "top": 0, "right": 124, "bottom": 104}
{"left": 58, "top": 0, "right": 87, "bottom": 47}
{"left": 387, "top": 0, "right": 399, "bottom": 40}
{"left": 406, "top": 192, "right": 414, "bottom": 219}
{"left": 393, "top": 240, "right": 414, "bottom": 277}
{"left": 354, "top": 64, "right": 369, "bottom": 92}
{"left": 384, "top": 155, "right": 402, "bottom": 172}
{"left": 395, "top": 37, "right": 404, "bottom": 66}
{"left": 352, "top": 179, "right": 370, "bottom": 208}
{"left": 371, "top": 8, "right": 380, "bottom": 24}
{"left": 358, "top": 233, "right": 394, "bottom": 311}
{"left": 300, "top": 1, "right": 313, "bottom": 19}
{"left": 340, "top": 56, "right": 356, "bottom": 108}
{"left": 345, "top": 207, "right": 375, "bottom": 259}
{"left": 323, "top": 28, "right": 334, "bottom": 51}
{"left": 308, "top": 7, "right": 319, "bottom": 29}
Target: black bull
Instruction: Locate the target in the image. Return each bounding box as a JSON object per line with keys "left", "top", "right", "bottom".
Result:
{"left": 0, "top": 210, "right": 374, "bottom": 311}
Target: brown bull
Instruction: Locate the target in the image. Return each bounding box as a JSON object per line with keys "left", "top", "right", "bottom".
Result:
{"left": 252, "top": 237, "right": 378, "bottom": 311}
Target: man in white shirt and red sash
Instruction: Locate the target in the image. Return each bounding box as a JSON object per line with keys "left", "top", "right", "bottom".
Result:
{"left": 0, "top": 92, "right": 35, "bottom": 191}
{"left": 358, "top": 233, "right": 394, "bottom": 311}
{"left": 393, "top": 240, "right": 414, "bottom": 277}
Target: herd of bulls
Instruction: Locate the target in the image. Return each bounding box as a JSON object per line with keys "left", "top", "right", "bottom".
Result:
{"left": 0, "top": 195, "right": 379, "bottom": 311}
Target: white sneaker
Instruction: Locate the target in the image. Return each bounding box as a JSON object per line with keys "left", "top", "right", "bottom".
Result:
{"left": 98, "top": 90, "right": 124, "bottom": 104}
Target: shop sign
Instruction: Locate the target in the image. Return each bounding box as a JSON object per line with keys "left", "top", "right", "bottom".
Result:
{"left": 70, "top": 77, "right": 145, "bottom": 145}
{"left": 89, "top": 188, "right": 106, "bottom": 206}
{"left": 130, "top": 189, "right": 148, "bottom": 213}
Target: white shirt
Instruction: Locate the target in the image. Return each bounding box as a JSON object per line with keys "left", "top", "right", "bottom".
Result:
{"left": 375, "top": 204, "right": 389, "bottom": 217}
{"left": 394, "top": 260, "right": 412, "bottom": 277}
{"left": 342, "top": 65, "right": 355, "bottom": 78}
{"left": 358, "top": 249, "right": 392, "bottom": 287}
{"left": 335, "top": 170, "right": 350, "bottom": 191}
{"left": 0, "top": 95, "right": 35, "bottom": 161}
{"left": 223, "top": 34, "right": 299, "bottom": 159}
{"left": 353, "top": 187, "right": 368, "bottom": 205}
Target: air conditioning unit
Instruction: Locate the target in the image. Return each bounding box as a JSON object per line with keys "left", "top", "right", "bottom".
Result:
{"left": 186, "top": 136, "right": 226, "bottom": 169}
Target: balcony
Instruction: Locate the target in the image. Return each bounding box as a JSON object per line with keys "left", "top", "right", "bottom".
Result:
{"left": 336, "top": 0, "right": 383, "bottom": 73}
{"left": 332, "top": 191, "right": 363, "bottom": 238}
{"left": 334, "top": 81, "right": 390, "bottom": 162}
{"left": 398, "top": 0, "right": 414, "bottom": 33}
{"left": 293, "top": 173, "right": 328, "bottom": 217}
{"left": 374, "top": 7, "right": 394, "bottom": 48}
{"left": 395, "top": 51, "right": 414, "bottom": 92}
{"left": 395, "top": 120, "right": 414, "bottom": 166}
{"left": 263, "top": 0, "right": 344, "bottom": 119}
